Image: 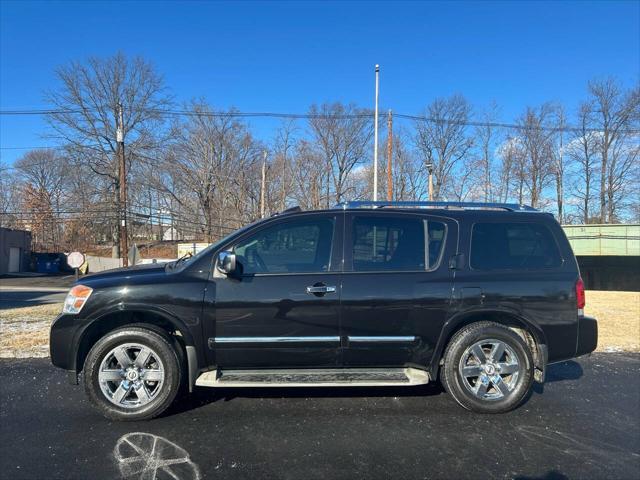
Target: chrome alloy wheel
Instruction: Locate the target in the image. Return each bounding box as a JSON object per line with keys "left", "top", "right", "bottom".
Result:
{"left": 98, "top": 343, "right": 165, "bottom": 409}
{"left": 458, "top": 339, "right": 520, "bottom": 401}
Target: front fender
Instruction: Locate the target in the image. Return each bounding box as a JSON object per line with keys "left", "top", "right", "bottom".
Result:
{"left": 89, "top": 303, "right": 198, "bottom": 347}
{"left": 51, "top": 303, "right": 200, "bottom": 376}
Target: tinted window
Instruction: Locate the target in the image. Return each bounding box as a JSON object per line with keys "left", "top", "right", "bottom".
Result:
{"left": 352, "top": 216, "right": 446, "bottom": 271}
{"left": 427, "top": 221, "right": 447, "bottom": 268}
{"left": 234, "top": 217, "right": 334, "bottom": 274}
{"left": 471, "top": 222, "right": 562, "bottom": 270}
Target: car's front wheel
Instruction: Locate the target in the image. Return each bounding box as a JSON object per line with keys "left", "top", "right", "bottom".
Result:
{"left": 83, "top": 326, "right": 182, "bottom": 421}
{"left": 441, "top": 321, "right": 534, "bottom": 413}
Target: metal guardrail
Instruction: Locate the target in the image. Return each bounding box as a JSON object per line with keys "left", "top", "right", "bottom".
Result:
{"left": 334, "top": 201, "right": 539, "bottom": 212}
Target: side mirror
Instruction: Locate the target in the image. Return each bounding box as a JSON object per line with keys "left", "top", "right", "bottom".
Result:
{"left": 217, "top": 251, "right": 237, "bottom": 275}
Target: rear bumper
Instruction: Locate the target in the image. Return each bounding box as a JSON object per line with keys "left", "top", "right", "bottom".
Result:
{"left": 576, "top": 315, "right": 598, "bottom": 357}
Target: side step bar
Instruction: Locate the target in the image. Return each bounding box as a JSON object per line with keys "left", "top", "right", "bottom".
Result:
{"left": 195, "top": 367, "right": 429, "bottom": 388}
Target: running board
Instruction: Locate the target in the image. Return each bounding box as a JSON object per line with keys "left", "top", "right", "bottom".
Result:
{"left": 195, "top": 368, "right": 429, "bottom": 388}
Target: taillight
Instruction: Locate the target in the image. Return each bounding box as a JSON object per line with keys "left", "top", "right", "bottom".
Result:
{"left": 576, "top": 277, "right": 585, "bottom": 312}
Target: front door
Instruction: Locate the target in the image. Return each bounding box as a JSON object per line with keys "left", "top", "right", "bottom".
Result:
{"left": 340, "top": 211, "right": 457, "bottom": 367}
{"left": 207, "top": 212, "right": 343, "bottom": 368}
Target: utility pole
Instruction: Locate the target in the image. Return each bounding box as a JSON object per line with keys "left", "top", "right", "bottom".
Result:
{"left": 427, "top": 163, "right": 434, "bottom": 201}
{"left": 260, "top": 150, "right": 267, "bottom": 218}
{"left": 117, "top": 103, "right": 129, "bottom": 267}
{"left": 373, "top": 64, "right": 380, "bottom": 201}
{"left": 386, "top": 110, "right": 393, "bottom": 201}
{"left": 281, "top": 148, "right": 287, "bottom": 211}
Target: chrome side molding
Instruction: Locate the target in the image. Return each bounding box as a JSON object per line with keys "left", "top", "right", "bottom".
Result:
{"left": 212, "top": 336, "right": 341, "bottom": 344}
{"left": 348, "top": 336, "right": 416, "bottom": 343}
{"left": 210, "top": 336, "right": 417, "bottom": 345}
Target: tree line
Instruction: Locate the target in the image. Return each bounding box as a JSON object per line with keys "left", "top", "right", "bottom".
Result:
{"left": 0, "top": 53, "right": 638, "bottom": 252}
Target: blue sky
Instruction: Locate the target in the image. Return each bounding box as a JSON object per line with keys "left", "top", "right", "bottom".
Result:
{"left": 1, "top": 0, "right": 639, "bottom": 164}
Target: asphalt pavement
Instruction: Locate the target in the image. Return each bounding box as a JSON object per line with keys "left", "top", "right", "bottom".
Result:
{"left": 1, "top": 353, "right": 638, "bottom": 479}
{"left": 0, "top": 287, "right": 68, "bottom": 309}
{"left": 0, "top": 275, "right": 74, "bottom": 309}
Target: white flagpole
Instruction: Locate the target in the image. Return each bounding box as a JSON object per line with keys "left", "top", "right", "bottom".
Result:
{"left": 373, "top": 64, "right": 380, "bottom": 201}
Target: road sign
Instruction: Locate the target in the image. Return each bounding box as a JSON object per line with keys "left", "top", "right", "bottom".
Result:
{"left": 67, "top": 251, "right": 85, "bottom": 269}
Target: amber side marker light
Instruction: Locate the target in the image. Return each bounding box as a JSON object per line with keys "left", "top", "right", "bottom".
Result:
{"left": 62, "top": 285, "right": 93, "bottom": 314}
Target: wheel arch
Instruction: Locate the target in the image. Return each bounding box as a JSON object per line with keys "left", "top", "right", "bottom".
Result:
{"left": 74, "top": 306, "right": 200, "bottom": 390}
{"left": 429, "top": 309, "right": 548, "bottom": 381}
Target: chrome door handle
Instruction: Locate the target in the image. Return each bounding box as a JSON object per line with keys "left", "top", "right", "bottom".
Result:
{"left": 306, "top": 285, "right": 336, "bottom": 295}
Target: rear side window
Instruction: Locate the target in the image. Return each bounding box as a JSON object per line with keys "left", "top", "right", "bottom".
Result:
{"left": 352, "top": 216, "right": 446, "bottom": 271}
{"left": 470, "top": 222, "right": 562, "bottom": 270}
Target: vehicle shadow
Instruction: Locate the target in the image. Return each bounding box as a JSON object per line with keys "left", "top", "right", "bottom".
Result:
{"left": 163, "top": 382, "right": 446, "bottom": 417}
{"left": 164, "top": 360, "right": 584, "bottom": 417}
{"left": 532, "top": 360, "right": 583, "bottom": 394}
{"left": 514, "top": 470, "right": 569, "bottom": 480}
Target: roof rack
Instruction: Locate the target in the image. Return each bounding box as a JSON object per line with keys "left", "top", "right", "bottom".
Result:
{"left": 334, "top": 201, "right": 538, "bottom": 212}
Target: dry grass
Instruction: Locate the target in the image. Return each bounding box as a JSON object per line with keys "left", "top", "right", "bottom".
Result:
{"left": 0, "top": 303, "right": 61, "bottom": 358}
{"left": 0, "top": 291, "right": 638, "bottom": 358}
{"left": 584, "top": 291, "right": 640, "bottom": 352}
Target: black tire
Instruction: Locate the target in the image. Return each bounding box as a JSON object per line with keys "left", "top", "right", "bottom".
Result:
{"left": 441, "top": 321, "right": 534, "bottom": 413}
{"left": 83, "top": 326, "right": 182, "bottom": 421}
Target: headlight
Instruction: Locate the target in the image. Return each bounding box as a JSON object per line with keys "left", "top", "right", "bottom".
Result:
{"left": 62, "top": 285, "right": 93, "bottom": 314}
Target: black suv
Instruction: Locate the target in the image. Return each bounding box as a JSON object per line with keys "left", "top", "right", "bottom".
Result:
{"left": 50, "top": 201, "right": 597, "bottom": 420}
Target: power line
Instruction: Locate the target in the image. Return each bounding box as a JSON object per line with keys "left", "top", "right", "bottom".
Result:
{"left": 0, "top": 146, "right": 59, "bottom": 150}
{"left": 0, "top": 208, "right": 239, "bottom": 233}
{"left": 0, "top": 108, "right": 373, "bottom": 119}
{"left": 2, "top": 107, "right": 638, "bottom": 134}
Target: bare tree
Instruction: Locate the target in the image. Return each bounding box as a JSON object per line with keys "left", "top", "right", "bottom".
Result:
{"left": 0, "top": 161, "right": 21, "bottom": 228}
{"left": 45, "top": 52, "right": 172, "bottom": 245}
{"left": 160, "top": 102, "right": 262, "bottom": 241}
{"left": 474, "top": 102, "right": 500, "bottom": 202}
{"left": 308, "top": 103, "right": 374, "bottom": 205}
{"left": 14, "top": 149, "right": 68, "bottom": 248}
{"left": 552, "top": 107, "right": 567, "bottom": 222}
{"left": 415, "top": 95, "right": 473, "bottom": 200}
{"left": 605, "top": 131, "right": 639, "bottom": 222}
{"left": 495, "top": 136, "right": 518, "bottom": 203}
{"left": 290, "top": 140, "right": 328, "bottom": 210}
{"left": 588, "top": 78, "right": 640, "bottom": 222}
{"left": 388, "top": 130, "right": 425, "bottom": 201}
{"left": 567, "top": 103, "right": 600, "bottom": 223}
{"left": 11, "top": 59, "right": 639, "bottom": 253}
{"left": 271, "top": 120, "right": 298, "bottom": 210}
{"left": 449, "top": 156, "right": 482, "bottom": 201}
{"left": 516, "top": 104, "right": 557, "bottom": 208}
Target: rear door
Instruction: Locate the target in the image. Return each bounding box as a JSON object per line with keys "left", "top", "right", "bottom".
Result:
{"left": 340, "top": 211, "right": 457, "bottom": 367}
{"left": 460, "top": 217, "right": 578, "bottom": 362}
{"left": 207, "top": 212, "right": 344, "bottom": 368}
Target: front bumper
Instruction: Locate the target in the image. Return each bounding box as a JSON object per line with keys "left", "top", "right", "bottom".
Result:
{"left": 576, "top": 315, "right": 598, "bottom": 357}
{"left": 50, "top": 313, "right": 85, "bottom": 371}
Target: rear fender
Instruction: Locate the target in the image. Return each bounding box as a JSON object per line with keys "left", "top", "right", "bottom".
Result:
{"left": 429, "top": 307, "right": 548, "bottom": 381}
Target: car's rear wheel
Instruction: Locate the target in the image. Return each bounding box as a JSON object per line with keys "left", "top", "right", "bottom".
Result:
{"left": 441, "top": 321, "right": 534, "bottom": 413}
{"left": 83, "top": 327, "right": 182, "bottom": 421}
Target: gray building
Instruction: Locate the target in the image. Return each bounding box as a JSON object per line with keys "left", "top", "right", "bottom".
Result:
{"left": 0, "top": 227, "right": 32, "bottom": 274}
